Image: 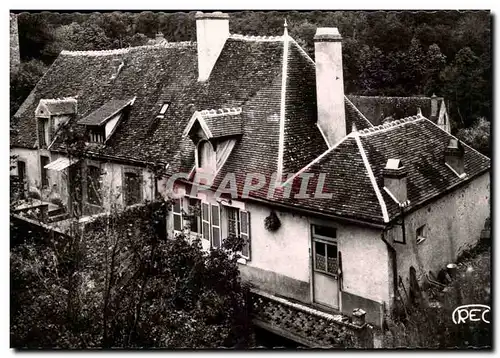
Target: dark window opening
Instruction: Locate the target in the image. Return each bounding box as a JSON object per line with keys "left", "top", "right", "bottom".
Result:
{"left": 40, "top": 156, "right": 50, "bottom": 188}
{"left": 124, "top": 171, "right": 141, "bottom": 206}
{"left": 227, "top": 206, "right": 240, "bottom": 237}
{"left": 314, "top": 241, "right": 338, "bottom": 275}
{"left": 87, "top": 165, "right": 102, "bottom": 206}
{"left": 38, "top": 118, "right": 49, "bottom": 147}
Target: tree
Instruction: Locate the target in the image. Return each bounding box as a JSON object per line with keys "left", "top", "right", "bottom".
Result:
{"left": 10, "top": 59, "right": 48, "bottom": 116}
{"left": 456, "top": 117, "right": 490, "bottom": 157}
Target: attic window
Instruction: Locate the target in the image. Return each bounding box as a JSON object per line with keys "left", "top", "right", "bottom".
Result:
{"left": 160, "top": 103, "right": 169, "bottom": 114}
{"left": 89, "top": 127, "right": 105, "bottom": 143}
{"left": 385, "top": 158, "right": 402, "bottom": 170}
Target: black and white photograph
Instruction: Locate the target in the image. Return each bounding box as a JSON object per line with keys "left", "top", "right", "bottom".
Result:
{"left": 8, "top": 7, "right": 492, "bottom": 350}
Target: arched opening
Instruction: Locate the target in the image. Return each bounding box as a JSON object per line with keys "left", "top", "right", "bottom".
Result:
{"left": 197, "top": 140, "right": 216, "bottom": 173}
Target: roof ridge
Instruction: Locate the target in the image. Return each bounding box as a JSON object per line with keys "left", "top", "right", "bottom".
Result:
{"left": 60, "top": 41, "right": 195, "bottom": 57}
{"left": 289, "top": 37, "right": 315, "bottom": 67}
{"left": 357, "top": 114, "right": 423, "bottom": 136}
{"left": 353, "top": 133, "right": 389, "bottom": 222}
{"left": 40, "top": 97, "right": 78, "bottom": 104}
{"left": 200, "top": 107, "right": 242, "bottom": 117}
{"left": 229, "top": 33, "right": 283, "bottom": 42}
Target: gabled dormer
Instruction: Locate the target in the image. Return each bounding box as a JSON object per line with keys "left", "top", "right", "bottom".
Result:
{"left": 182, "top": 107, "right": 242, "bottom": 182}
{"left": 78, "top": 97, "right": 136, "bottom": 144}
{"left": 35, "top": 98, "right": 77, "bottom": 149}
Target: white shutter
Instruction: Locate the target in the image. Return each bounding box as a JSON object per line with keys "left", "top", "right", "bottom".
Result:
{"left": 240, "top": 211, "right": 251, "bottom": 259}
{"left": 210, "top": 203, "right": 221, "bottom": 249}
{"left": 201, "top": 202, "right": 210, "bottom": 241}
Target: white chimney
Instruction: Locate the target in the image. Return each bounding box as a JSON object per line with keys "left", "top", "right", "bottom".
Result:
{"left": 195, "top": 11, "right": 229, "bottom": 82}
{"left": 314, "top": 28, "right": 346, "bottom": 146}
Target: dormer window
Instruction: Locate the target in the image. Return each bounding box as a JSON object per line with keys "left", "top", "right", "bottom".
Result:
{"left": 35, "top": 98, "right": 77, "bottom": 149}
{"left": 78, "top": 98, "right": 135, "bottom": 144}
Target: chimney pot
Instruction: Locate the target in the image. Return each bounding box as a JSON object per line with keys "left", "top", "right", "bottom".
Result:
{"left": 445, "top": 138, "right": 465, "bottom": 175}
{"left": 383, "top": 159, "right": 408, "bottom": 204}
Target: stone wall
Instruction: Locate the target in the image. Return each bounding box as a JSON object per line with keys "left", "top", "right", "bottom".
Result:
{"left": 10, "top": 13, "right": 20, "bottom": 74}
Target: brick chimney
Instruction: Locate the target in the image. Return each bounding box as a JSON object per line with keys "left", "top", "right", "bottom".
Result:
{"left": 445, "top": 138, "right": 465, "bottom": 176}
{"left": 195, "top": 11, "right": 229, "bottom": 82}
{"left": 383, "top": 159, "right": 408, "bottom": 204}
{"left": 314, "top": 28, "right": 346, "bottom": 146}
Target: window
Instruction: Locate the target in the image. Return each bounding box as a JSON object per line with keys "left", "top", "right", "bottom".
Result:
{"left": 17, "top": 160, "right": 27, "bottom": 199}
{"left": 312, "top": 224, "right": 338, "bottom": 275}
{"left": 89, "top": 127, "right": 105, "bottom": 143}
{"left": 124, "top": 171, "right": 142, "bottom": 206}
{"left": 173, "top": 198, "right": 183, "bottom": 232}
{"left": 225, "top": 207, "right": 251, "bottom": 260}
{"left": 87, "top": 165, "right": 102, "bottom": 206}
{"left": 186, "top": 197, "right": 201, "bottom": 234}
{"left": 40, "top": 156, "right": 50, "bottom": 188}
{"left": 38, "top": 118, "right": 49, "bottom": 148}
{"left": 227, "top": 206, "right": 240, "bottom": 237}
{"left": 416, "top": 225, "right": 426, "bottom": 244}
{"left": 159, "top": 103, "right": 169, "bottom": 114}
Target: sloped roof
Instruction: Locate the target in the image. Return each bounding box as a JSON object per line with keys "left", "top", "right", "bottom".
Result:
{"left": 36, "top": 98, "right": 77, "bottom": 116}
{"left": 78, "top": 98, "right": 134, "bottom": 126}
{"left": 348, "top": 95, "right": 444, "bottom": 126}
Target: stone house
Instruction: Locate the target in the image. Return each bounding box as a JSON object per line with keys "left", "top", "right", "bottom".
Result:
{"left": 11, "top": 11, "right": 490, "bottom": 332}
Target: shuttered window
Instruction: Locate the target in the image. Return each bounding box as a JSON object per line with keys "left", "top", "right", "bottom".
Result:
{"left": 240, "top": 211, "right": 251, "bottom": 259}
{"left": 124, "top": 171, "right": 142, "bottom": 206}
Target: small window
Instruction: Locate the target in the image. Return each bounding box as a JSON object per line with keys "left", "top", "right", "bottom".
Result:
{"left": 416, "top": 225, "right": 426, "bottom": 244}
{"left": 124, "top": 171, "right": 142, "bottom": 206}
{"left": 159, "top": 103, "right": 169, "bottom": 115}
{"left": 87, "top": 165, "right": 102, "bottom": 206}
{"left": 173, "top": 198, "right": 183, "bottom": 232}
{"left": 40, "top": 156, "right": 50, "bottom": 188}
{"left": 197, "top": 140, "right": 216, "bottom": 172}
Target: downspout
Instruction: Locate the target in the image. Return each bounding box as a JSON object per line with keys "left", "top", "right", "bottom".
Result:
{"left": 381, "top": 230, "right": 398, "bottom": 309}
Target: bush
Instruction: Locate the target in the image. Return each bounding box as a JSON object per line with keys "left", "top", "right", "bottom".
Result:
{"left": 456, "top": 117, "right": 490, "bottom": 157}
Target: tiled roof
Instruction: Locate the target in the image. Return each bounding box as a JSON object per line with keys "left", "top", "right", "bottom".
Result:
{"left": 78, "top": 98, "right": 135, "bottom": 126}
{"left": 274, "top": 115, "right": 489, "bottom": 224}
{"left": 358, "top": 116, "right": 490, "bottom": 220}
{"left": 200, "top": 108, "right": 243, "bottom": 138}
{"left": 348, "top": 95, "right": 443, "bottom": 126}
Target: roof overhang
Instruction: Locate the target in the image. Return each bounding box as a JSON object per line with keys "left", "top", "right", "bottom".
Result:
{"left": 44, "top": 157, "right": 79, "bottom": 171}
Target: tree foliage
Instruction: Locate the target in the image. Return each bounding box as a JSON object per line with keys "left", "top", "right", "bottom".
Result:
{"left": 11, "top": 201, "right": 251, "bottom": 348}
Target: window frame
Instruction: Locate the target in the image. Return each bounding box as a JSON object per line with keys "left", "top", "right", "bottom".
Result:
{"left": 40, "top": 155, "right": 50, "bottom": 188}
{"left": 86, "top": 164, "right": 103, "bottom": 206}
{"left": 185, "top": 197, "right": 202, "bottom": 234}
{"left": 159, "top": 103, "right": 169, "bottom": 115}
{"left": 210, "top": 203, "right": 221, "bottom": 249}
{"left": 89, "top": 127, "right": 105, "bottom": 144}
{"left": 123, "top": 168, "right": 143, "bottom": 206}
{"left": 312, "top": 224, "right": 338, "bottom": 277}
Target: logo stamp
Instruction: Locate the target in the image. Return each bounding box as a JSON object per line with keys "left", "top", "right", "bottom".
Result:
{"left": 452, "top": 304, "right": 490, "bottom": 324}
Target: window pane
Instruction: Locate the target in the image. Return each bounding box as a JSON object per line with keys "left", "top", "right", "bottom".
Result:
{"left": 87, "top": 166, "right": 102, "bottom": 206}
{"left": 212, "top": 227, "right": 220, "bottom": 248}
{"left": 227, "top": 207, "right": 240, "bottom": 236}
{"left": 202, "top": 203, "right": 209, "bottom": 220}
{"left": 326, "top": 243, "right": 337, "bottom": 258}
{"left": 124, "top": 172, "right": 140, "bottom": 206}
{"left": 326, "top": 243, "right": 338, "bottom": 274}
{"left": 211, "top": 205, "right": 219, "bottom": 225}
{"left": 315, "top": 254, "right": 326, "bottom": 272}
{"left": 173, "top": 199, "right": 181, "bottom": 213}
{"left": 173, "top": 214, "right": 182, "bottom": 231}
{"left": 314, "top": 225, "right": 337, "bottom": 238}
{"left": 242, "top": 239, "right": 249, "bottom": 258}
{"left": 315, "top": 241, "right": 325, "bottom": 256}
{"left": 241, "top": 211, "right": 248, "bottom": 234}
{"left": 202, "top": 222, "right": 210, "bottom": 240}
